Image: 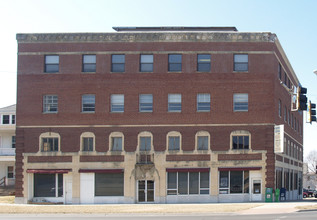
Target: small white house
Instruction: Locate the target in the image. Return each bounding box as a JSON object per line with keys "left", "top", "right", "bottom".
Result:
{"left": 0, "top": 104, "right": 16, "bottom": 186}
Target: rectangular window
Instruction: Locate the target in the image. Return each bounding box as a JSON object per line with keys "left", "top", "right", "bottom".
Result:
{"left": 197, "top": 54, "right": 211, "bottom": 72}
{"left": 34, "top": 173, "right": 63, "bottom": 197}
{"left": 234, "top": 54, "right": 248, "bottom": 71}
{"left": 12, "top": 136, "right": 16, "bottom": 148}
{"left": 278, "top": 63, "right": 282, "bottom": 80}
{"left": 111, "top": 94, "right": 124, "bottom": 112}
{"left": 43, "top": 95, "right": 58, "bottom": 113}
{"left": 82, "top": 94, "right": 95, "bottom": 112}
{"left": 140, "top": 136, "right": 151, "bottom": 151}
{"left": 168, "top": 94, "right": 181, "bottom": 112}
{"left": 168, "top": 54, "right": 182, "bottom": 72}
{"left": 284, "top": 106, "right": 287, "bottom": 122}
{"left": 2, "top": 115, "right": 9, "bottom": 124}
{"left": 82, "top": 55, "right": 96, "bottom": 72}
{"left": 111, "top": 54, "right": 125, "bottom": 72}
{"left": 232, "top": 135, "right": 249, "bottom": 150}
{"left": 168, "top": 136, "right": 180, "bottom": 151}
{"left": 197, "top": 136, "right": 208, "bottom": 150}
{"left": 167, "top": 171, "right": 210, "bottom": 195}
{"left": 95, "top": 173, "right": 124, "bottom": 196}
{"left": 7, "top": 166, "right": 14, "bottom": 179}
{"left": 111, "top": 137, "right": 122, "bottom": 151}
{"left": 140, "top": 55, "right": 153, "bottom": 72}
{"left": 45, "top": 55, "right": 59, "bottom": 73}
{"left": 11, "top": 115, "right": 15, "bottom": 124}
{"left": 82, "top": 137, "right": 93, "bottom": 151}
{"left": 197, "top": 93, "right": 210, "bottom": 112}
{"left": 233, "top": 93, "right": 248, "bottom": 112}
{"left": 139, "top": 94, "right": 153, "bottom": 112}
{"left": 41, "top": 137, "right": 58, "bottom": 152}
{"left": 219, "top": 170, "right": 249, "bottom": 194}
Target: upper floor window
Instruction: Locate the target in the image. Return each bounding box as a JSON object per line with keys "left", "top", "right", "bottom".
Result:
{"left": 168, "top": 54, "right": 182, "bottom": 72}
{"left": 278, "top": 63, "right": 282, "bottom": 80}
{"left": 2, "top": 115, "right": 10, "bottom": 124}
{"left": 43, "top": 95, "right": 58, "bottom": 113}
{"left": 45, "top": 55, "right": 59, "bottom": 73}
{"left": 234, "top": 54, "right": 248, "bottom": 72}
{"left": 109, "top": 132, "right": 124, "bottom": 151}
{"left": 81, "top": 132, "right": 95, "bottom": 152}
{"left": 111, "top": 54, "right": 125, "bottom": 72}
{"left": 11, "top": 115, "right": 15, "bottom": 124}
{"left": 140, "top": 55, "right": 153, "bottom": 72}
{"left": 111, "top": 94, "right": 124, "bottom": 112}
{"left": 167, "top": 131, "right": 181, "bottom": 151}
{"left": 197, "top": 93, "right": 210, "bottom": 112}
{"left": 82, "top": 94, "right": 95, "bottom": 113}
{"left": 140, "top": 136, "right": 151, "bottom": 151}
{"left": 231, "top": 130, "right": 250, "bottom": 150}
{"left": 39, "top": 132, "right": 60, "bottom": 152}
{"left": 195, "top": 131, "right": 210, "bottom": 151}
{"left": 233, "top": 93, "right": 248, "bottom": 112}
{"left": 82, "top": 55, "right": 96, "bottom": 72}
{"left": 284, "top": 106, "right": 287, "bottom": 122}
{"left": 12, "top": 136, "right": 16, "bottom": 148}
{"left": 197, "top": 54, "right": 211, "bottom": 72}
{"left": 139, "top": 94, "right": 153, "bottom": 112}
{"left": 168, "top": 94, "right": 181, "bottom": 112}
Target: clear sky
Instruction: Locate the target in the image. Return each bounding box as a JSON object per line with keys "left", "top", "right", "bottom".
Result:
{"left": 1, "top": 0, "right": 316, "bottom": 157}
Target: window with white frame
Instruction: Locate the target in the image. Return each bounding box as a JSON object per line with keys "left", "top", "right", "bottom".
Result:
{"left": 197, "top": 93, "right": 210, "bottom": 112}
{"left": 82, "top": 55, "right": 96, "bottom": 72}
{"left": 167, "top": 171, "right": 209, "bottom": 195}
{"left": 2, "top": 115, "right": 10, "bottom": 124}
{"left": 7, "top": 166, "right": 14, "bottom": 179}
{"left": 233, "top": 93, "right": 248, "bottom": 112}
{"left": 140, "top": 136, "right": 151, "bottom": 151}
{"left": 45, "top": 55, "right": 59, "bottom": 73}
{"left": 197, "top": 136, "right": 209, "bottom": 150}
{"left": 109, "top": 132, "right": 124, "bottom": 151}
{"left": 234, "top": 54, "right": 248, "bottom": 72}
{"left": 168, "top": 94, "right": 181, "bottom": 112}
{"left": 12, "top": 136, "right": 16, "bottom": 148}
{"left": 43, "top": 95, "right": 58, "bottom": 113}
{"left": 34, "top": 173, "right": 63, "bottom": 197}
{"left": 82, "top": 94, "right": 95, "bottom": 112}
{"left": 168, "top": 54, "right": 182, "bottom": 72}
{"left": 197, "top": 54, "right": 211, "bottom": 72}
{"left": 231, "top": 130, "right": 250, "bottom": 150}
{"left": 219, "top": 170, "right": 249, "bottom": 194}
{"left": 11, "top": 115, "right": 15, "bottom": 124}
{"left": 81, "top": 132, "right": 95, "bottom": 152}
{"left": 139, "top": 94, "right": 153, "bottom": 112}
{"left": 111, "top": 94, "right": 124, "bottom": 112}
{"left": 140, "top": 54, "right": 153, "bottom": 72}
{"left": 111, "top": 54, "right": 125, "bottom": 72}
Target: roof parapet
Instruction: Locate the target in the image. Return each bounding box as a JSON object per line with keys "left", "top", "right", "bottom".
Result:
{"left": 112, "top": 26, "right": 238, "bottom": 32}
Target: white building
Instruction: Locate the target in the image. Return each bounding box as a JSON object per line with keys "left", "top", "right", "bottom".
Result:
{"left": 0, "top": 104, "right": 16, "bottom": 186}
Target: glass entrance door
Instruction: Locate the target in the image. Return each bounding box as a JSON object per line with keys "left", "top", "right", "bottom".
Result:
{"left": 138, "top": 180, "right": 154, "bottom": 202}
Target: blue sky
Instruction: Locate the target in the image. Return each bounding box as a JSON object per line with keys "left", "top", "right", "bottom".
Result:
{"left": 1, "top": 0, "right": 317, "bottom": 156}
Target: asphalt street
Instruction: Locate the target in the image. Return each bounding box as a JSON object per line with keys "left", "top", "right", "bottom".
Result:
{"left": 1, "top": 211, "right": 317, "bottom": 220}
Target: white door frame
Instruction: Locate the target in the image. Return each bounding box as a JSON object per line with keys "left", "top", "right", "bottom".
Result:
{"left": 137, "top": 180, "right": 155, "bottom": 203}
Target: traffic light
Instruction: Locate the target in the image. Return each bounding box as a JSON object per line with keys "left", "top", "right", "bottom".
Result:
{"left": 307, "top": 101, "right": 316, "bottom": 123}
{"left": 297, "top": 86, "right": 307, "bottom": 110}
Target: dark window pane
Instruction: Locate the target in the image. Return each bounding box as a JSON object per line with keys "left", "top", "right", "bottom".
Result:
{"left": 112, "top": 55, "right": 125, "bottom": 63}
{"left": 140, "top": 63, "right": 153, "bottom": 72}
{"left": 83, "top": 64, "right": 96, "bottom": 72}
{"left": 244, "top": 136, "right": 249, "bottom": 149}
{"left": 219, "top": 171, "right": 229, "bottom": 188}
{"left": 95, "top": 173, "right": 124, "bottom": 196}
{"left": 45, "top": 64, "right": 59, "bottom": 73}
{"left": 58, "top": 174, "right": 63, "bottom": 197}
{"left": 238, "top": 136, "right": 244, "bottom": 149}
{"left": 112, "top": 137, "right": 122, "bottom": 151}
{"left": 197, "top": 63, "right": 211, "bottom": 72}
{"left": 178, "top": 172, "right": 188, "bottom": 195}
{"left": 168, "top": 136, "right": 180, "bottom": 151}
{"left": 167, "top": 172, "right": 177, "bottom": 189}
{"left": 140, "top": 137, "right": 151, "bottom": 151}
{"left": 34, "top": 174, "right": 56, "bottom": 197}
{"left": 112, "top": 64, "right": 125, "bottom": 72}
{"left": 230, "top": 171, "right": 243, "bottom": 194}
{"left": 200, "top": 172, "right": 209, "bottom": 188}
{"left": 168, "top": 103, "right": 181, "bottom": 112}
{"left": 232, "top": 136, "right": 238, "bottom": 149}
{"left": 2, "top": 115, "right": 9, "bottom": 124}
{"left": 168, "top": 63, "right": 182, "bottom": 72}
{"left": 244, "top": 171, "right": 249, "bottom": 193}
{"left": 169, "top": 54, "right": 182, "bottom": 62}
{"left": 189, "top": 172, "right": 199, "bottom": 194}
{"left": 198, "top": 136, "right": 208, "bottom": 150}
{"left": 234, "top": 63, "right": 248, "bottom": 71}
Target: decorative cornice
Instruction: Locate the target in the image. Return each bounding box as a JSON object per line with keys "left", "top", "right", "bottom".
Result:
{"left": 16, "top": 32, "right": 276, "bottom": 43}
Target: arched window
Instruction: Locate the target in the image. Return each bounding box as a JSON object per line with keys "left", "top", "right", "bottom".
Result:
{"left": 230, "top": 130, "right": 251, "bottom": 150}
{"left": 138, "top": 131, "right": 153, "bottom": 152}
{"left": 195, "top": 131, "right": 210, "bottom": 150}
{"left": 39, "top": 132, "right": 60, "bottom": 152}
{"left": 80, "top": 132, "right": 95, "bottom": 152}
{"left": 167, "top": 131, "right": 182, "bottom": 151}
{"left": 109, "top": 132, "right": 124, "bottom": 151}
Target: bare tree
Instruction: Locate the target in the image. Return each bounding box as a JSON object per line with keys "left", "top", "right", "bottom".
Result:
{"left": 305, "top": 150, "right": 317, "bottom": 173}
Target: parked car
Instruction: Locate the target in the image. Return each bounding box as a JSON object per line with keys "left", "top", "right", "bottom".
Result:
{"left": 303, "top": 189, "right": 315, "bottom": 197}
{"left": 303, "top": 191, "right": 308, "bottom": 198}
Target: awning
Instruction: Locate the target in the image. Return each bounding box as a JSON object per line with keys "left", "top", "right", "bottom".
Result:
{"left": 26, "top": 169, "right": 71, "bottom": 174}
{"left": 79, "top": 169, "right": 124, "bottom": 174}
{"left": 166, "top": 168, "right": 210, "bottom": 173}
{"left": 218, "top": 167, "right": 262, "bottom": 171}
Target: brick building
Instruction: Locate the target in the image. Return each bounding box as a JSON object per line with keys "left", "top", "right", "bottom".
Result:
{"left": 15, "top": 27, "right": 304, "bottom": 204}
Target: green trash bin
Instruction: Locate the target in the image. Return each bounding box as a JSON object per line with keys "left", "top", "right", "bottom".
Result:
{"left": 275, "top": 188, "right": 280, "bottom": 202}
{"left": 265, "top": 188, "right": 273, "bottom": 202}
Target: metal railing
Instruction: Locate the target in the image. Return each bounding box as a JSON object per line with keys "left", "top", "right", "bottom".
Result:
{"left": 136, "top": 153, "right": 154, "bottom": 164}
{"left": 0, "top": 148, "right": 15, "bottom": 156}
{"left": 0, "top": 177, "right": 6, "bottom": 187}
